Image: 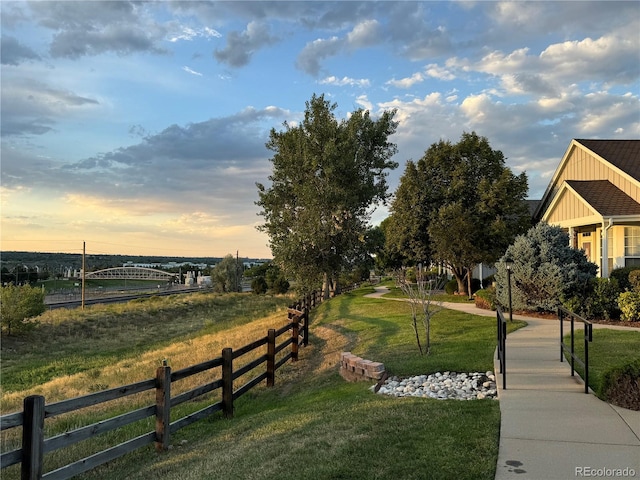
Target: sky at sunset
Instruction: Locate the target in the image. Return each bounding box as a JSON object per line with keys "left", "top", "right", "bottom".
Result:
{"left": 1, "top": 1, "right": 638, "bottom": 258}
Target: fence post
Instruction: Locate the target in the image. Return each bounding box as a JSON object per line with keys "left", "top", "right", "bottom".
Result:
{"left": 267, "top": 329, "right": 276, "bottom": 387}
{"left": 155, "top": 361, "right": 171, "bottom": 451}
{"left": 291, "top": 315, "right": 300, "bottom": 361}
{"left": 302, "top": 308, "right": 309, "bottom": 347}
{"left": 22, "top": 395, "right": 45, "bottom": 480}
{"left": 222, "top": 348, "right": 234, "bottom": 418}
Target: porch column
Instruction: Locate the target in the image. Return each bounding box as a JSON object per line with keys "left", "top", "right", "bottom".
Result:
{"left": 601, "top": 218, "right": 612, "bottom": 278}
{"left": 568, "top": 227, "right": 575, "bottom": 248}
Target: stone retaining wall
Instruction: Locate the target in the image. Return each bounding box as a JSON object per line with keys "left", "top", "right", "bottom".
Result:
{"left": 340, "top": 352, "right": 385, "bottom": 382}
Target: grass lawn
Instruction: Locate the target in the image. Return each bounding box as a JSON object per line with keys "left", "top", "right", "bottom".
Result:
{"left": 1, "top": 285, "right": 525, "bottom": 480}
{"left": 377, "top": 283, "right": 477, "bottom": 304}
{"left": 563, "top": 328, "right": 640, "bottom": 406}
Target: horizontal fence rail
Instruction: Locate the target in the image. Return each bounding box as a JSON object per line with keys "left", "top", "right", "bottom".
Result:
{"left": 558, "top": 306, "right": 593, "bottom": 394}
{"left": 1, "top": 285, "right": 356, "bottom": 480}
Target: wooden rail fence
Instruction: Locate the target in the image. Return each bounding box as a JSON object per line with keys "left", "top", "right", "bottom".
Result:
{"left": 0, "top": 288, "right": 348, "bottom": 480}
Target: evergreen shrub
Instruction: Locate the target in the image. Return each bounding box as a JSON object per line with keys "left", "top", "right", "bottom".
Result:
{"left": 495, "top": 223, "right": 597, "bottom": 312}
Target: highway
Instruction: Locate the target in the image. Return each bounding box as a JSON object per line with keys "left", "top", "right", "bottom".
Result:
{"left": 45, "top": 287, "right": 206, "bottom": 310}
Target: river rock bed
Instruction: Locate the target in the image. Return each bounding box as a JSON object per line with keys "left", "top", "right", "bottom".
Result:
{"left": 373, "top": 371, "right": 498, "bottom": 400}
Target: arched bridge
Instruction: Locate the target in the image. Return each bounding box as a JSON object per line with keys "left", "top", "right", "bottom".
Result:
{"left": 85, "top": 266, "right": 176, "bottom": 281}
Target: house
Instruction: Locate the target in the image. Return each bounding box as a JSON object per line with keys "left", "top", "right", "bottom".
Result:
{"left": 533, "top": 139, "right": 640, "bottom": 277}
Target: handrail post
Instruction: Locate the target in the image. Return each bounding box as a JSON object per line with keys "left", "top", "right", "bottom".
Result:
{"left": 291, "top": 315, "right": 300, "bottom": 361}
{"left": 502, "top": 318, "right": 507, "bottom": 390}
{"left": 22, "top": 395, "right": 45, "bottom": 480}
{"left": 496, "top": 310, "right": 501, "bottom": 366}
{"left": 266, "top": 329, "right": 276, "bottom": 387}
{"left": 559, "top": 308, "right": 564, "bottom": 362}
{"left": 496, "top": 308, "right": 506, "bottom": 390}
{"left": 222, "top": 348, "right": 234, "bottom": 418}
{"left": 155, "top": 361, "right": 171, "bottom": 451}
{"left": 584, "top": 323, "right": 592, "bottom": 394}
{"left": 570, "top": 315, "right": 575, "bottom": 377}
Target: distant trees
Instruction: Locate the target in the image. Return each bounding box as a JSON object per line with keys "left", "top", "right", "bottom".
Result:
{"left": 245, "top": 261, "right": 290, "bottom": 295}
{"left": 384, "top": 132, "right": 530, "bottom": 295}
{"left": 256, "top": 93, "right": 398, "bottom": 296}
{"left": 1, "top": 284, "right": 46, "bottom": 336}
{"left": 212, "top": 255, "right": 242, "bottom": 293}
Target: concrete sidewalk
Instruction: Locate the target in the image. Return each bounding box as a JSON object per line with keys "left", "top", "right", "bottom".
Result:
{"left": 367, "top": 288, "right": 640, "bottom": 479}
{"left": 491, "top": 315, "right": 640, "bottom": 480}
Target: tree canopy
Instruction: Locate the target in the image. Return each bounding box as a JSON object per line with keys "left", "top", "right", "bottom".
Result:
{"left": 212, "top": 254, "right": 241, "bottom": 293}
{"left": 256, "top": 94, "right": 398, "bottom": 294}
{"left": 385, "top": 132, "right": 531, "bottom": 294}
{"left": 1, "top": 284, "right": 46, "bottom": 336}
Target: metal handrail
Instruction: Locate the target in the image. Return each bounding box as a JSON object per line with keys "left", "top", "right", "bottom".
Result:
{"left": 496, "top": 307, "right": 507, "bottom": 389}
{"left": 559, "top": 306, "right": 593, "bottom": 394}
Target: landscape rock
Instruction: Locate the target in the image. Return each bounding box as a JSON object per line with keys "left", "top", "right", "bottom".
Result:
{"left": 373, "top": 371, "right": 498, "bottom": 401}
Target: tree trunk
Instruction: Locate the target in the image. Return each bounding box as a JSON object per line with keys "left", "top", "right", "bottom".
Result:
{"left": 322, "top": 272, "right": 331, "bottom": 300}
{"left": 454, "top": 273, "right": 467, "bottom": 295}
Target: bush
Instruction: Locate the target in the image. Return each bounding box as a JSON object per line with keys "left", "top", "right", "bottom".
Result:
{"left": 570, "top": 277, "right": 621, "bottom": 320}
{"left": 1, "top": 284, "right": 46, "bottom": 335}
{"left": 618, "top": 291, "right": 640, "bottom": 322}
{"left": 601, "top": 359, "right": 640, "bottom": 410}
{"left": 610, "top": 266, "right": 640, "bottom": 292}
{"left": 271, "top": 276, "right": 290, "bottom": 294}
{"left": 444, "top": 278, "right": 458, "bottom": 295}
{"left": 495, "top": 223, "right": 598, "bottom": 312}
{"left": 251, "top": 276, "right": 268, "bottom": 295}
{"left": 475, "top": 287, "right": 496, "bottom": 310}
{"left": 629, "top": 270, "right": 640, "bottom": 291}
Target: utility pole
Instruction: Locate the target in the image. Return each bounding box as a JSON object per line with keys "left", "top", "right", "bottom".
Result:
{"left": 236, "top": 250, "right": 239, "bottom": 292}
{"left": 82, "top": 241, "right": 86, "bottom": 310}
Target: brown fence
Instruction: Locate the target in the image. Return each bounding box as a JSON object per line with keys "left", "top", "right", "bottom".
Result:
{"left": 0, "top": 287, "right": 349, "bottom": 480}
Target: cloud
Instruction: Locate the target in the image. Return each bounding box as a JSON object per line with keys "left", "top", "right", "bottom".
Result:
{"left": 1, "top": 79, "right": 99, "bottom": 137}
{"left": 1, "top": 105, "right": 292, "bottom": 256}
{"left": 346, "top": 19, "right": 380, "bottom": 48}
{"left": 0, "top": 35, "right": 41, "bottom": 65}
{"left": 387, "top": 63, "right": 455, "bottom": 89}
{"left": 214, "top": 21, "right": 278, "bottom": 67}
{"left": 297, "top": 19, "right": 383, "bottom": 76}
{"left": 296, "top": 36, "right": 342, "bottom": 76}
{"left": 168, "top": 26, "right": 221, "bottom": 43}
{"left": 25, "top": 1, "right": 170, "bottom": 58}
{"left": 2, "top": 106, "right": 288, "bottom": 215}
{"left": 386, "top": 72, "right": 424, "bottom": 89}
{"left": 182, "top": 66, "right": 203, "bottom": 76}
{"left": 319, "top": 76, "right": 370, "bottom": 87}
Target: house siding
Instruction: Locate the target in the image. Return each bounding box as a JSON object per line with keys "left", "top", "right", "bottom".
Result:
{"left": 538, "top": 139, "right": 640, "bottom": 277}
{"left": 546, "top": 187, "right": 601, "bottom": 226}
{"left": 552, "top": 145, "right": 640, "bottom": 202}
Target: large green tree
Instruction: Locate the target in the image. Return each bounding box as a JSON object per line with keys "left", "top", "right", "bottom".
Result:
{"left": 256, "top": 94, "right": 398, "bottom": 295}
{"left": 212, "top": 254, "right": 242, "bottom": 293}
{"left": 385, "top": 132, "right": 530, "bottom": 294}
{"left": 1, "top": 284, "right": 46, "bottom": 336}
